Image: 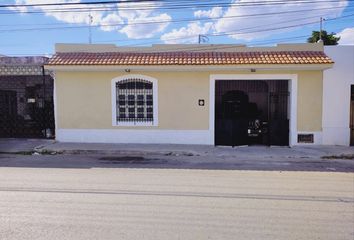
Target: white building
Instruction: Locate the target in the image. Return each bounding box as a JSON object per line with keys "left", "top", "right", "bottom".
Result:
{"left": 323, "top": 46, "right": 354, "bottom": 146}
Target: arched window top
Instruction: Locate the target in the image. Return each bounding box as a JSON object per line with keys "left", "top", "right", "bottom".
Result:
{"left": 111, "top": 75, "right": 158, "bottom": 126}
{"left": 116, "top": 78, "right": 153, "bottom": 90}
{"left": 113, "top": 74, "right": 157, "bottom": 85}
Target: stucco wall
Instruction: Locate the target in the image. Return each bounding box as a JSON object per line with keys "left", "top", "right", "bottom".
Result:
{"left": 55, "top": 71, "right": 210, "bottom": 130}
{"left": 323, "top": 46, "right": 354, "bottom": 146}
{"left": 55, "top": 70, "right": 323, "bottom": 133}
{"left": 297, "top": 71, "right": 323, "bottom": 132}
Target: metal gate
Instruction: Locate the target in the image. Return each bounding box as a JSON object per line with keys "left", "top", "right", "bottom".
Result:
{"left": 0, "top": 75, "right": 54, "bottom": 138}
{"left": 350, "top": 85, "right": 354, "bottom": 146}
{"left": 215, "top": 80, "right": 289, "bottom": 146}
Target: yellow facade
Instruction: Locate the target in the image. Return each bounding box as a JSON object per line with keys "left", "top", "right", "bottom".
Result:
{"left": 55, "top": 70, "right": 323, "bottom": 132}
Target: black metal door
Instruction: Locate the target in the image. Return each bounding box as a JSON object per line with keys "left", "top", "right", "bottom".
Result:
{"left": 215, "top": 90, "right": 249, "bottom": 146}
{"left": 0, "top": 76, "right": 55, "bottom": 138}
{"left": 215, "top": 80, "right": 289, "bottom": 146}
{"left": 268, "top": 92, "right": 289, "bottom": 146}
{"left": 350, "top": 85, "right": 354, "bottom": 146}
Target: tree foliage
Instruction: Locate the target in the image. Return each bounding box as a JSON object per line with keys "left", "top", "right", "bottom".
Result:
{"left": 307, "top": 31, "right": 340, "bottom": 45}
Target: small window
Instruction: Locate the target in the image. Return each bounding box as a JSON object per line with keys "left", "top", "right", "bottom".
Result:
{"left": 113, "top": 76, "right": 157, "bottom": 125}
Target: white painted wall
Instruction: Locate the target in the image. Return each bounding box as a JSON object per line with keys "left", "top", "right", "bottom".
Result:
{"left": 323, "top": 46, "right": 354, "bottom": 146}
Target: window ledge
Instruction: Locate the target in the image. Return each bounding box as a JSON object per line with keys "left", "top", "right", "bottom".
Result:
{"left": 114, "top": 121, "right": 157, "bottom": 127}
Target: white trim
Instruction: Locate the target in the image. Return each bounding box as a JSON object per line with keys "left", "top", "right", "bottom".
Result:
{"left": 209, "top": 74, "right": 298, "bottom": 146}
{"left": 297, "top": 131, "right": 323, "bottom": 145}
{"left": 56, "top": 129, "right": 213, "bottom": 145}
{"left": 111, "top": 74, "right": 158, "bottom": 127}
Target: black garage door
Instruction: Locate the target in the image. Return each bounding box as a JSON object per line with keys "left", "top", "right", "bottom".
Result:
{"left": 215, "top": 80, "right": 289, "bottom": 146}
{"left": 0, "top": 75, "right": 54, "bottom": 138}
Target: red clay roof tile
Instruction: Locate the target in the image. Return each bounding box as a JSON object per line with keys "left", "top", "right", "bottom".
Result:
{"left": 47, "top": 51, "right": 333, "bottom": 66}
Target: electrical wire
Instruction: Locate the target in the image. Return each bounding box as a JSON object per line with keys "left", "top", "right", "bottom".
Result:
{"left": 0, "top": 0, "right": 351, "bottom": 14}
{"left": 0, "top": 5, "right": 352, "bottom": 32}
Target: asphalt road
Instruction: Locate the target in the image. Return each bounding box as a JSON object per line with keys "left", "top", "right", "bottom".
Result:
{"left": 0, "top": 160, "right": 353, "bottom": 240}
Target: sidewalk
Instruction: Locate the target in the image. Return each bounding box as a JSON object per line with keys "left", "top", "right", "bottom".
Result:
{"left": 1, "top": 138, "right": 353, "bottom": 160}
{"left": 0, "top": 138, "right": 54, "bottom": 153}
{"left": 1, "top": 138, "right": 354, "bottom": 172}
{"left": 35, "top": 141, "right": 354, "bottom": 160}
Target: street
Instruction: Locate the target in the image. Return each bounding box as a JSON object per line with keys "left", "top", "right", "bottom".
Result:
{"left": 0, "top": 155, "right": 353, "bottom": 240}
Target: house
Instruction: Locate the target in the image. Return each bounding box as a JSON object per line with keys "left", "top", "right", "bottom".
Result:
{"left": 323, "top": 45, "right": 354, "bottom": 146}
{"left": 44, "top": 43, "right": 334, "bottom": 146}
{"left": 0, "top": 56, "right": 54, "bottom": 138}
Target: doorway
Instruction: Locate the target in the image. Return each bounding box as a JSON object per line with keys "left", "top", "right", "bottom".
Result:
{"left": 215, "top": 80, "right": 289, "bottom": 146}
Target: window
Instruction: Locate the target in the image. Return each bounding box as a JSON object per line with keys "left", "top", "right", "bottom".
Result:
{"left": 112, "top": 75, "right": 157, "bottom": 126}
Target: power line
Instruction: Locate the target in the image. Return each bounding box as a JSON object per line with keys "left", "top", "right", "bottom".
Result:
{"left": 0, "top": 34, "right": 311, "bottom": 56}
{"left": 108, "top": 13, "right": 351, "bottom": 50}
{"left": 0, "top": 10, "right": 351, "bottom": 53}
{"left": 0, "top": 1, "right": 351, "bottom": 55}
{"left": 0, "top": 0, "right": 349, "bottom": 8}
{"left": 103, "top": 12, "right": 354, "bottom": 47}
{"left": 1, "top": 0, "right": 352, "bottom": 14}
{"left": 0, "top": 5, "right": 352, "bottom": 32}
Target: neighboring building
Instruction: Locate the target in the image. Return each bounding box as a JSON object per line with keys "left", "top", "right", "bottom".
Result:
{"left": 323, "top": 46, "right": 354, "bottom": 146}
{"left": 45, "top": 43, "right": 333, "bottom": 146}
{"left": 0, "top": 56, "right": 55, "bottom": 138}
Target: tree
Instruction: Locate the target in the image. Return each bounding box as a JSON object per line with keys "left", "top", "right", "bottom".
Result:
{"left": 307, "top": 31, "right": 340, "bottom": 45}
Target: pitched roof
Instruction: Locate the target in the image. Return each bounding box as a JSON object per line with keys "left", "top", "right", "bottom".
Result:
{"left": 47, "top": 51, "right": 333, "bottom": 66}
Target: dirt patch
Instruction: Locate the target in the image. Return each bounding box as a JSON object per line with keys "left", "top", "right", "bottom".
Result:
{"left": 322, "top": 154, "right": 354, "bottom": 160}
{"left": 0, "top": 150, "right": 61, "bottom": 156}
{"left": 0, "top": 151, "right": 33, "bottom": 155}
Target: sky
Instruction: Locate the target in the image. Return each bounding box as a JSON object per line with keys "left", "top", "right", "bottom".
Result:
{"left": 0, "top": 0, "right": 353, "bottom": 56}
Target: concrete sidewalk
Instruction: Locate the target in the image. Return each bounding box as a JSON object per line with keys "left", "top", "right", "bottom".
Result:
{"left": 0, "top": 138, "right": 351, "bottom": 160}
{"left": 0, "top": 138, "right": 54, "bottom": 153}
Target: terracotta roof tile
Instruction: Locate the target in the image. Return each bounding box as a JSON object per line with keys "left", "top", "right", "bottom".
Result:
{"left": 47, "top": 51, "right": 333, "bottom": 66}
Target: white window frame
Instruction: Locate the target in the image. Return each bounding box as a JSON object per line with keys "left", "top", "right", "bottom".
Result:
{"left": 111, "top": 74, "right": 158, "bottom": 126}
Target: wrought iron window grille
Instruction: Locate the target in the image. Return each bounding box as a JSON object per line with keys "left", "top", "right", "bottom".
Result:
{"left": 116, "top": 78, "right": 154, "bottom": 124}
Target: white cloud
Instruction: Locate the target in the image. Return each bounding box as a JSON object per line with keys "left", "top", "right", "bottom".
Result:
{"left": 161, "top": 22, "right": 214, "bottom": 44}
{"left": 119, "top": 13, "right": 171, "bottom": 39}
{"left": 194, "top": 6, "right": 223, "bottom": 18}
{"left": 214, "top": 0, "right": 349, "bottom": 41}
{"left": 337, "top": 27, "right": 354, "bottom": 45}
{"left": 100, "top": 13, "right": 124, "bottom": 32}
{"left": 8, "top": 0, "right": 171, "bottom": 39}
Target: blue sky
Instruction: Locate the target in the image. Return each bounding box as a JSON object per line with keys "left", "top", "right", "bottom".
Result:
{"left": 0, "top": 0, "right": 353, "bottom": 56}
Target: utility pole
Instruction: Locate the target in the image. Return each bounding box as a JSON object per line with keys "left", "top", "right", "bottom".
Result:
{"left": 88, "top": 13, "right": 93, "bottom": 44}
{"left": 318, "top": 17, "right": 324, "bottom": 43}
